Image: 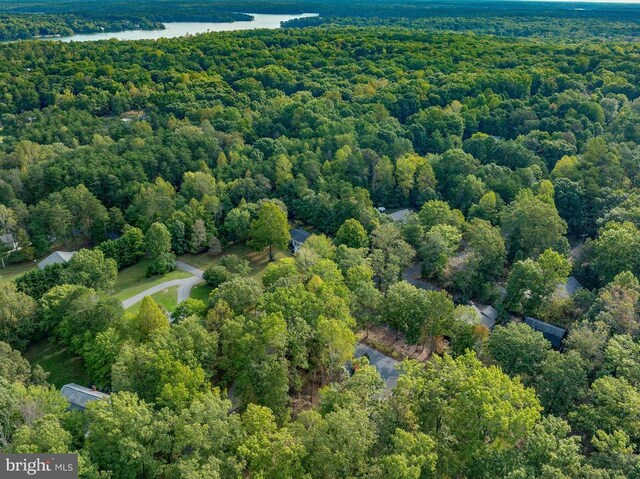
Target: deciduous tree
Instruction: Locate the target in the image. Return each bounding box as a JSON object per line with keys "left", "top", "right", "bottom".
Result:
{"left": 250, "top": 202, "right": 290, "bottom": 261}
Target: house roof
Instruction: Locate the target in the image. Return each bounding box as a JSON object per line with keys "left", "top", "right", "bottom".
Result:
{"left": 60, "top": 383, "right": 109, "bottom": 411}
{"left": 387, "top": 209, "right": 413, "bottom": 223}
{"left": 290, "top": 228, "right": 311, "bottom": 244}
{"left": 556, "top": 276, "right": 583, "bottom": 298}
{"left": 570, "top": 243, "right": 584, "bottom": 261}
{"left": 472, "top": 303, "right": 497, "bottom": 330}
{"left": 0, "top": 233, "right": 15, "bottom": 244}
{"left": 496, "top": 284, "right": 507, "bottom": 298}
{"left": 481, "top": 305, "right": 498, "bottom": 321}
{"left": 38, "top": 251, "right": 76, "bottom": 269}
{"left": 525, "top": 317, "right": 567, "bottom": 349}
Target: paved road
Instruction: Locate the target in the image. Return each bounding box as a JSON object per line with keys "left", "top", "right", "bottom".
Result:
{"left": 176, "top": 260, "right": 204, "bottom": 278}
{"left": 355, "top": 343, "right": 400, "bottom": 390}
{"left": 120, "top": 261, "right": 205, "bottom": 309}
{"left": 177, "top": 275, "right": 204, "bottom": 302}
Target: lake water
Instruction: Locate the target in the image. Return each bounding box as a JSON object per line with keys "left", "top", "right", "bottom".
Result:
{"left": 46, "top": 13, "right": 318, "bottom": 42}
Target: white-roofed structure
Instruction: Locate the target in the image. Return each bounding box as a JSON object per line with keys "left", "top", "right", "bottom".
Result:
{"left": 60, "top": 383, "right": 109, "bottom": 411}
{"left": 37, "top": 251, "right": 76, "bottom": 269}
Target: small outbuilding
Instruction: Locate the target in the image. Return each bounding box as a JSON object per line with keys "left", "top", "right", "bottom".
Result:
{"left": 472, "top": 304, "right": 498, "bottom": 330}
{"left": 555, "top": 276, "right": 583, "bottom": 299}
{"left": 290, "top": 228, "right": 311, "bottom": 254}
{"left": 60, "top": 383, "right": 110, "bottom": 411}
{"left": 524, "top": 317, "right": 567, "bottom": 350}
{"left": 37, "top": 251, "right": 76, "bottom": 269}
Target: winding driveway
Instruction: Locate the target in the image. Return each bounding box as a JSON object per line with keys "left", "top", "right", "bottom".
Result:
{"left": 120, "top": 261, "right": 205, "bottom": 310}
{"left": 176, "top": 260, "right": 204, "bottom": 279}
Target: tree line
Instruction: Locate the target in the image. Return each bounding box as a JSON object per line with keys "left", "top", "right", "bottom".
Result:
{"left": 0, "top": 14, "right": 163, "bottom": 41}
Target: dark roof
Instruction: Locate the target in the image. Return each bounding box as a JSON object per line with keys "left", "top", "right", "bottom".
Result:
{"left": 525, "top": 317, "right": 567, "bottom": 349}
{"left": 290, "top": 228, "right": 311, "bottom": 243}
{"left": 472, "top": 303, "right": 497, "bottom": 330}
{"left": 556, "top": 276, "right": 583, "bottom": 298}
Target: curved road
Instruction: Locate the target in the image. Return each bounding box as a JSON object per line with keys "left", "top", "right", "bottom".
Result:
{"left": 120, "top": 261, "right": 205, "bottom": 310}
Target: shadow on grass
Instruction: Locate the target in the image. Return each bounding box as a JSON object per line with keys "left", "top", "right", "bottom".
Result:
{"left": 25, "top": 339, "right": 90, "bottom": 389}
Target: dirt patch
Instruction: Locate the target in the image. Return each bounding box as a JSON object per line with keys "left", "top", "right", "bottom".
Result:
{"left": 358, "top": 325, "right": 431, "bottom": 363}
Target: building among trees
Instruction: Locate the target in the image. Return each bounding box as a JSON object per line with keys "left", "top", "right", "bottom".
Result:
{"left": 60, "top": 383, "right": 110, "bottom": 411}
{"left": 37, "top": 250, "right": 76, "bottom": 269}
{"left": 555, "top": 276, "right": 583, "bottom": 298}
{"left": 387, "top": 208, "right": 413, "bottom": 223}
{"left": 472, "top": 303, "right": 498, "bottom": 330}
{"left": 524, "top": 317, "right": 567, "bottom": 349}
{"left": 289, "top": 228, "right": 311, "bottom": 254}
{"left": 0, "top": 233, "right": 20, "bottom": 253}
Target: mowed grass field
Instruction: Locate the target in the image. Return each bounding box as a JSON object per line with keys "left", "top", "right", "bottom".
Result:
{"left": 125, "top": 285, "right": 179, "bottom": 314}
{"left": 111, "top": 259, "right": 191, "bottom": 302}
{"left": 0, "top": 260, "right": 36, "bottom": 284}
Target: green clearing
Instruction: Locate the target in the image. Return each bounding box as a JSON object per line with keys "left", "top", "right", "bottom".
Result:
{"left": 0, "top": 260, "right": 37, "bottom": 284}
{"left": 189, "top": 283, "right": 212, "bottom": 302}
{"left": 25, "top": 339, "right": 90, "bottom": 389}
{"left": 125, "top": 285, "right": 179, "bottom": 314}
{"left": 112, "top": 259, "right": 191, "bottom": 302}
{"left": 179, "top": 244, "right": 291, "bottom": 282}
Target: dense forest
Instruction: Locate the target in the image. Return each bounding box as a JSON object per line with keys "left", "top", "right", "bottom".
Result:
{"left": 0, "top": 0, "right": 254, "bottom": 40}
{"left": 1, "top": 5, "right": 640, "bottom": 478}
{"left": 2, "top": 0, "right": 640, "bottom": 40}
{"left": 0, "top": 14, "right": 164, "bottom": 41}
{"left": 283, "top": 14, "right": 640, "bottom": 40}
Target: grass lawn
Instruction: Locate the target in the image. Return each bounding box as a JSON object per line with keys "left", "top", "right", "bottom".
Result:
{"left": 0, "top": 260, "right": 37, "bottom": 284}
{"left": 125, "top": 285, "right": 179, "bottom": 314}
{"left": 189, "top": 284, "right": 212, "bottom": 302}
{"left": 26, "top": 339, "right": 90, "bottom": 389}
{"left": 179, "top": 244, "right": 291, "bottom": 281}
{"left": 112, "top": 259, "right": 191, "bottom": 302}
